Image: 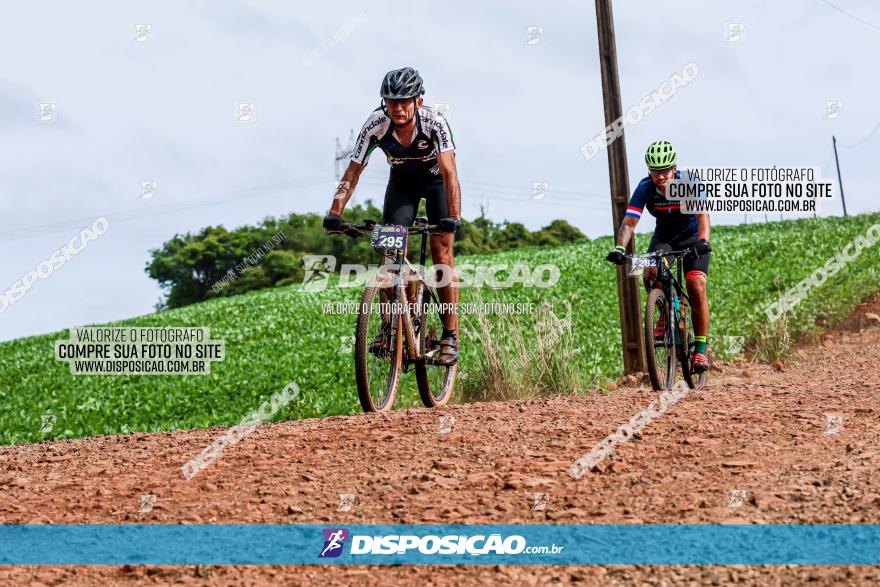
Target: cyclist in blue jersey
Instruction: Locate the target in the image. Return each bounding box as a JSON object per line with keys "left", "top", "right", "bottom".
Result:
{"left": 606, "top": 140, "right": 712, "bottom": 372}
{"left": 324, "top": 67, "right": 462, "bottom": 365}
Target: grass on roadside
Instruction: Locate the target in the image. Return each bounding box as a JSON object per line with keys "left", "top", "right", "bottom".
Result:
{"left": 459, "top": 296, "right": 595, "bottom": 402}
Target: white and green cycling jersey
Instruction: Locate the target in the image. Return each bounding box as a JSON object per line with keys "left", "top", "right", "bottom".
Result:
{"left": 351, "top": 106, "right": 455, "bottom": 179}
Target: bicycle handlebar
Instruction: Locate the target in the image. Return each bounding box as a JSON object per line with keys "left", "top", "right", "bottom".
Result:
{"left": 330, "top": 222, "right": 443, "bottom": 237}
{"left": 624, "top": 246, "right": 697, "bottom": 260}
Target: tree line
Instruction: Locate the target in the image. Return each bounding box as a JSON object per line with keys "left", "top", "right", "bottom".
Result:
{"left": 146, "top": 200, "right": 586, "bottom": 309}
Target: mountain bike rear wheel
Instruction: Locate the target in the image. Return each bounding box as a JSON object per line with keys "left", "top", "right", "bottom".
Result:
{"left": 680, "top": 298, "right": 708, "bottom": 389}
{"left": 415, "top": 286, "right": 456, "bottom": 407}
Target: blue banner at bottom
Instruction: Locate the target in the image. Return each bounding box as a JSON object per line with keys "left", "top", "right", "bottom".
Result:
{"left": 0, "top": 524, "right": 878, "bottom": 565}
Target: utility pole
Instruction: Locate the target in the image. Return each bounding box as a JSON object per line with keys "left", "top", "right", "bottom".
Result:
{"left": 832, "top": 136, "right": 848, "bottom": 217}
{"left": 595, "top": 0, "right": 645, "bottom": 373}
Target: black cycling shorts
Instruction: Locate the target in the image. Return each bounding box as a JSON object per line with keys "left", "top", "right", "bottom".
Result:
{"left": 382, "top": 175, "right": 448, "bottom": 226}
{"left": 648, "top": 233, "right": 710, "bottom": 278}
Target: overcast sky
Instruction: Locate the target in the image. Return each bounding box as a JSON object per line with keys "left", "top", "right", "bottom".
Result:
{"left": 1, "top": 0, "right": 878, "bottom": 341}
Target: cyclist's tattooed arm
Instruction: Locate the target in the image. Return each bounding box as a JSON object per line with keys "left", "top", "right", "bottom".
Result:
{"left": 437, "top": 150, "right": 461, "bottom": 219}
{"left": 328, "top": 160, "right": 365, "bottom": 216}
{"left": 615, "top": 215, "right": 638, "bottom": 248}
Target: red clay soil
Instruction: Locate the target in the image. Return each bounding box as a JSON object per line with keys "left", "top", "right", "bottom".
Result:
{"left": 1, "top": 303, "right": 879, "bottom": 586}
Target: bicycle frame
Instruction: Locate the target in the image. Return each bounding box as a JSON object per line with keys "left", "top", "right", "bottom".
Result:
{"left": 652, "top": 253, "right": 691, "bottom": 347}
{"left": 374, "top": 220, "right": 443, "bottom": 364}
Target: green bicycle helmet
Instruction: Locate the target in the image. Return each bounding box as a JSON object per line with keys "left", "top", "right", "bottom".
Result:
{"left": 645, "top": 140, "right": 677, "bottom": 170}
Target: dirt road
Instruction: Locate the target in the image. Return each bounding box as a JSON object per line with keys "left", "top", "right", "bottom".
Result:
{"left": 2, "top": 305, "right": 879, "bottom": 585}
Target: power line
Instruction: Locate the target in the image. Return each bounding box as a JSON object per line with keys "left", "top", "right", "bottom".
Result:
{"left": 819, "top": 0, "right": 880, "bottom": 32}
{"left": 464, "top": 179, "right": 608, "bottom": 199}
{"left": 354, "top": 178, "right": 609, "bottom": 209}
{"left": 355, "top": 177, "right": 610, "bottom": 205}
{"left": 0, "top": 177, "right": 328, "bottom": 242}
{"left": 463, "top": 187, "right": 607, "bottom": 207}
{"left": 468, "top": 192, "right": 607, "bottom": 211}
{"left": 2, "top": 173, "right": 610, "bottom": 244}
{"left": 837, "top": 120, "right": 880, "bottom": 147}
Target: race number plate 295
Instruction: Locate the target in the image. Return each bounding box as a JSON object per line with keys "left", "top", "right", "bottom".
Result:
{"left": 370, "top": 225, "right": 408, "bottom": 251}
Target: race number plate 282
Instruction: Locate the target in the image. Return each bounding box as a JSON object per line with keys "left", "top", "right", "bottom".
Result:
{"left": 370, "top": 225, "right": 408, "bottom": 251}
{"left": 628, "top": 256, "right": 656, "bottom": 277}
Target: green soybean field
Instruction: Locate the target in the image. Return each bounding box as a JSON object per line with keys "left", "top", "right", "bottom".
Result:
{"left": 1, "top": 212, "right": 878, "bottom": 445}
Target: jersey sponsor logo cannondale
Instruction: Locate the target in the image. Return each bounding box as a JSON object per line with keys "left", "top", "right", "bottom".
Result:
{"left": 353, "top": 115, "right": 386, "bottom": 158}
{"left": 432, "top": 120, "right": 450, "bottom": 147}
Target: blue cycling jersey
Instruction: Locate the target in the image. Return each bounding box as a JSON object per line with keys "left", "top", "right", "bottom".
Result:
{"left": 625, "top": 171, "right": 698, "bottom": 241}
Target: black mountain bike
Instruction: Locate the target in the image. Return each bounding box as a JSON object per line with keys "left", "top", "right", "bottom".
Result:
{"left": 627, "top": 247, "right": 708, "bottom": 391}
{"left": 331, "top": 218, "right": 456, "bottom": 412}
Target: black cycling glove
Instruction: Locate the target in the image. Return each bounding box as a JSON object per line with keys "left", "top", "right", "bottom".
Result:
{"left": 605, "top": 245, "right": 626, "bottom": 265}
{"left": 693, "top": 239, "right": 711, "bottom": 255}
{"left": 323, "top": 214, "right": 344, "bottom": 231}
{"left": 436, "top": 217, "right": 461, "bottom": 233}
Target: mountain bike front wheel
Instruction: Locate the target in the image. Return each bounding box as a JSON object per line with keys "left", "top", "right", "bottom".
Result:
{"left": 355, "top": 284, "right": 403, "bottom": 412}
{"left": 644, "top": 288, "right": 676, "bottom": 391}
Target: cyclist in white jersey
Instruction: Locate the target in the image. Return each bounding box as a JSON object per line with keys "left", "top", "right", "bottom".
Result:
{"left": 324, "top": 67, "right": 462, "bottom": 365}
